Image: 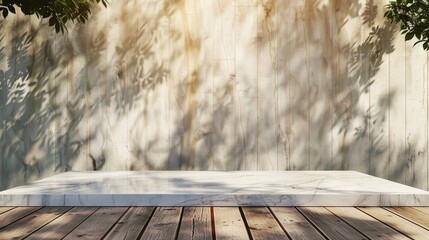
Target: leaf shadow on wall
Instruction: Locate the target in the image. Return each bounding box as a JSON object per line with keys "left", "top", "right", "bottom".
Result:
{"left": 0, "top": 0, "right": 426, "bottom": 190}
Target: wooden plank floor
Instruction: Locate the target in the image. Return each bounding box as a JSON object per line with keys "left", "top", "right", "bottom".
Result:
{"left": 0, "top": 207, "right": 428, "bottom": 239}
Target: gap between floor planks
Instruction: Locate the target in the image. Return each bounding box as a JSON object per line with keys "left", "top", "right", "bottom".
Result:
{"left": 0, "top": 207, "right": 428, "bottom": 239}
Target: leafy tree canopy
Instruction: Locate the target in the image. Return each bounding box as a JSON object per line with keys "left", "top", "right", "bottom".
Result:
{"left": 0, "top": 0, "right": 108, "bottom": 33}
{"left": 385, "top": 0, "right": 429, "bottom": 50}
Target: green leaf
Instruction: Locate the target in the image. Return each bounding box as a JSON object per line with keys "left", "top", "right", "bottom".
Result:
{"left": 405, "top": 32, "right": 414, "bottom": 40}
{"left": 8, "top": 6, "right": 15, "bottom": 14}
{"left": 2, "top": 9, "right": 8, "bottom": 18}
{"left": 49, "top": 17, "right": 56, "bottom": 26}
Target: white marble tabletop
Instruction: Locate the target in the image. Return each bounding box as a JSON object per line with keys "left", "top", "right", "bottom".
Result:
{"left": 1, "top": 171, "right": 429, "bottom": 206}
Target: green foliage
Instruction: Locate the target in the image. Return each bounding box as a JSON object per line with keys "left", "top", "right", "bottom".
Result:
{"left": 0, "top": 0, "right": 108, "bottom": 33}
{"left": 385, "top": 0, "right": 429, "bottom": 50}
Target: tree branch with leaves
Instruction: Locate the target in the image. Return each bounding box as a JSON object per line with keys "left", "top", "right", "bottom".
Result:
{"left": 0, "top": 0, "right": 108, "bottom": 33}
{"left": 385, "top": 0, "right": 429, "bottom": 50}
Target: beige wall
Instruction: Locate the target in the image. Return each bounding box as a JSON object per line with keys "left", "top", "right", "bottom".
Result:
{"left": 1, "top": 0, "right": 428, "bottom": 190}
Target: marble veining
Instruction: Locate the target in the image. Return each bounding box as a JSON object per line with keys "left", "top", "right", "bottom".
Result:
{"left": 1, "top": 171, "right": 428, "bottom": 206}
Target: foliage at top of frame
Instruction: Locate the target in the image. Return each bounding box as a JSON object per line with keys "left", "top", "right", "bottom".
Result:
{"left": 385, "top": 0, "right": 429, "bottom": 50}
{"left": 0, "top": 0, "right": 108, "bottom": 33}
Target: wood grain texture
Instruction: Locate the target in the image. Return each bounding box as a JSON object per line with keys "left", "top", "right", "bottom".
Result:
{"left": 388, "top": 18, "right": 407, "bottom": 185}
{"left": 177, "top": 207, "right": 212, "bottom": 240}
{"left": 0, "top": 207, "right": 41, "bottom": 229}
{"left": 367, "top": 0, "right": 391, "bottom": 179}
{"left": 241, "top": 207, "right": 286, "bottom": 240}
{"left": 140, "top": 207, "right": 182, "bottom": 240}
{"left": 236, "top": 5, "right": 258, "bottom": 170}
{"left": 63, "top": 207, "right": 128, "bottom": 240}
{"left": 359, "top": 207, "right": 429, "bottom": 239}
{"left": 212, "top": 0, "right": 237, "bottom": 171}
{"left": 104, "top": 207, "right": 154, "bottom": 240}
{"left": 327, "top": 207, "right": 409, "bottom": 240}
{"left": 213, "top": 207, "right": 249, "bottom": 240}
{"left": 0, "top": 207, "right": 14, "bottom": 215}
{"left": 0, "top": 207, "right": 70, "bottom": 240}
{"left": 404, "top": 36, "right": 428, "bottom": 189}
{"left": 385, "top": 207, "right": 429, "bottom": 229}
{"left": 298, "top": 207, "right": 368, "bottom": 240}
{"left": 26, "top": 207, "right": 98, "bottom": 240}
{"left": 270, "top": 207, "right": 324, "bottom": 240}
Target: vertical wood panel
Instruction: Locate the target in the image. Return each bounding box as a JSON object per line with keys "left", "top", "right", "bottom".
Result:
{"left": 213, "top": 0, "right": 237, "bottom": 170}
{"left": 236, "top": 4, "right": 258, "bottom": 170}
{"left": 307, "top": 0, "right": 333, "bottom": 170}
{"left": 404, "top": 36, "right": 428, "bottom": 189}
{"left": 276, "top": 1, "right": 291, "bottom": 171}
{"left": 389, "top": 28, "right": 407, "bottom": 184}
{"left": 193, "top": 1, "right": 215, "bottom": 170}
{"left": 1, "top": 13, "right": 29, "bottom": 188}
{"left": 367, "top": 1, "right": 392, "bottom": 179}
{"left": 289, "top": 1, "right": 310, "bottom": 170}
{"left": 257, "top": 0, "right": 278, "bottom": 170}
{"left": 85, "top": 4, "right": 107, "bottom": 172}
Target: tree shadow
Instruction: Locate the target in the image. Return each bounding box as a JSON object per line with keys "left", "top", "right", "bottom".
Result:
{"left": 1, "top": 0, "right": 427, "bottom": 191}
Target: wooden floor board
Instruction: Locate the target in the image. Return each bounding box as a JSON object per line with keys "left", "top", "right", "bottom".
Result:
{"left": 270, "top": 207, "right": 324, "bottom": 240}
{"left": 139, "top": 207, "right": 182, "bottom": 240}
{"left": 63, "top": 207, "right": 128, "bottom": 240}
{"left": 385, "top": 207, "right": 429, "bottom": 229}
{"left": 213, "top": 207, "right": 249, "bottom": 240}
{"left": 241, "top": 207, "right": 288, "bottom": 240}
{"left": 0, "top": 207, "right": 70, "bottom": 239}
{"left": 0, "top": 207, "right": 41, "bottom": 229}
{"left": 26, "top": 207, "right": 99, "bottom": 240}
{"left": 0, "top": 207, "right": 427, "bottom": 239}
{"left": 410, "top": 207, "right": 429, "bottom": 216}
{"left": 298, "top": 207, "right": 369, "bottom": 240}
{"left": 358, "top": 207, "right": 429, "bottom": 239}
{"left": 104, "top": 207, "right": 154, "bottom": 240}
{"left": 327, "top": 207, "right": 410, "bottom": 240}
{"left": 0, "top": 207, "right": 14, "bottom": 215}
{"left": 177, "top": 207, "right": 212, "bottom": 240}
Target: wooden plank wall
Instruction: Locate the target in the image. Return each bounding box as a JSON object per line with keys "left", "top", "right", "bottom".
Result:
{"left": 0, "top": 0, "right": 428, "bottom": 190}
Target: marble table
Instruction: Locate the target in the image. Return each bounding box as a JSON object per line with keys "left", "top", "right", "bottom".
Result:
{"left": 1, "top": 171, "right": 429, "bottom": 206}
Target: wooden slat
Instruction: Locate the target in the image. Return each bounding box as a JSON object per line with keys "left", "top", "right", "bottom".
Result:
{"left": 0, "top": 207, "right": 70, "bottom": 239}
{"left": 288, "top": 3, "right": 310, "bottom": 171}
{"left": 367, "top": 0, "right": 392, "bottom": 180}
{"left": 0, "top": 207, "right": 41, "bottom": 229}
{"left": 388, "top": 13, "right": 407, "bottom": 185}
{"left": 327, "top": 207, "right": 409, "bottom": 240}
{"left": 411, "top": 207, "right": 429, "bottom": 216}
{"left": 63, "top": 207, "right": 128, "bottom": 240}
{"left": 276, "top": 1, "right": 291, "bottom": 171}
{"left": 140, "top": 207, "right": 182, "bottom": 240}
{"left": 26, "top": 207, "right": 98, "bottom": 240}
{"left": 177, "top": 207, "right": 212, "bottom": 240}
{"left": 359, "top": 207, "right": 429, "bottom": 239}
{"left": 404, "top": 31, "right": 428, "bottom": 189}
{"left": 104, "top": 207, "right": 154, "bottom": 240}
{"left": 256, "top": 0, "right": 279, "bottom": 171}
{"left": 385, "top": 207, "right": 429, "bottom": 229}
{"left": 235, "top": 4, "right": 258, "bottom": 170}
{"left": 213, "top": 207, "right": 249, "bottom": 240}
{"left": 212, "top": 0, "right": 237, "bottom": 171}
{"left": 0, "top": 207, "right": 14, "bottom": 215}
{"left": 298, "top": 207, "right": 368, "bottom": 240}
{"left": 270, "top": 207, "right": 324, "bottom": 240}
{"left": 241, "top": 207, "right": 287, "bottom": 240}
